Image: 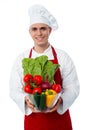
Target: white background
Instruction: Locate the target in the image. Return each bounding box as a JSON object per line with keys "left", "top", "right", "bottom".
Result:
{"left": 0, "top": 0, "right": 87, "bottom": 130}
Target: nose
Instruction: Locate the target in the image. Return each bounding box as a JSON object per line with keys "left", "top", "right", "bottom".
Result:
{"left": 37, "top": 29, "right": 42, "bottom": 35}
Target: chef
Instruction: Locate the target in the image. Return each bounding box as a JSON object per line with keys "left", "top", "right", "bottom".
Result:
{"left": 9, "top": 4, "right": 80, "bottom": 130}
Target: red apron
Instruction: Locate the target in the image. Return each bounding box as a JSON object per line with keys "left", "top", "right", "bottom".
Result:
{"left": 24, "top": 46, "right": 73, "bottom": 130}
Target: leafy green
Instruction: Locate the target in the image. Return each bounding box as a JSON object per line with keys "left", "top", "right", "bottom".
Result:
{"left": 42, "top": 60, "right": 60, "bottom": 83}
{"left": 22, "top": 55, "right": 60, "bottom": 84}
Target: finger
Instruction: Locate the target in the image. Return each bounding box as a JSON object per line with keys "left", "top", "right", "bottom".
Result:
{"left": 49, "top": 106, "right": 57, "bottom": 113}
{"left": 27, "top": 101, "right": 35, "bottom": 109}
{"left": 25, "top": 99, "right": 35, "bottom": 109}
{"left": 49, "top": 99, "right": 60, "bottom": 113}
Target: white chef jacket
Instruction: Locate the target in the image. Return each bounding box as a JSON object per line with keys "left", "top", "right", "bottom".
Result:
{"left": 9, "top": 45, "right": 80, "bottom": 115}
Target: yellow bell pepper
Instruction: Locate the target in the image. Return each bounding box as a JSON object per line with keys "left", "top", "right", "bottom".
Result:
{"left": 45, "top": 89, "right": 57, "bottom": 107}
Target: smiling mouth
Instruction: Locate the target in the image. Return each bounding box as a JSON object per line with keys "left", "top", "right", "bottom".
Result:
{"left": 36, "top": 37, "right": 44, "bottom": 41}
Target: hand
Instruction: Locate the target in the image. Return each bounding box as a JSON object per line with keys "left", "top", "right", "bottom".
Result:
{"left": 49, "top": 97, "right": 63, "bottom": 113}
{"left": 24, "top": 96, "right": 35, "bottom": 112}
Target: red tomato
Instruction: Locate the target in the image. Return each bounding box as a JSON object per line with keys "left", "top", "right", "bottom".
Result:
{"left": 23, "top": 74, "right": 33, "bottom": 83}
{"left": 24, "top": 84, "right": 33, "bottom": 94}
{"left": 33, "top": 75, "right": 42, "bottom": 85}
{"left": 33, "top": 87, "right": 42, "bottom": 94}
{"left": 52, "top": 84, "right": 61, "bottom": 93}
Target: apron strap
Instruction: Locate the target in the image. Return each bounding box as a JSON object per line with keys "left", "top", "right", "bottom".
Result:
{"left": 29, "top": 48, "right": 32, "bottom": 58}
{"left": 51, "top": 46, "right": 58, "bottom": 64}
{"left": 51, "top": 46, "right": 62, "bottom": 86}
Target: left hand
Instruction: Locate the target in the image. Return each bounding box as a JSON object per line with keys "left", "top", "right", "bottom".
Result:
{"left": 49, "top": 97, "right": 63, "bottom": 113}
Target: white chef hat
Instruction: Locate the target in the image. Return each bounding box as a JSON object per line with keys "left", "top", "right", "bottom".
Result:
{"left": 28, "top": 5, "right": 58, "bottom": 31}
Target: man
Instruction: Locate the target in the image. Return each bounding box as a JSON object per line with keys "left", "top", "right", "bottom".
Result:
{"left": 9, "top": 4, "right": 80, "bottom": 130}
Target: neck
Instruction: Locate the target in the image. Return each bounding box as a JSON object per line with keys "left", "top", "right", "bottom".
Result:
{"left": 33, "top": 43, "right": 50, "bottom": 53}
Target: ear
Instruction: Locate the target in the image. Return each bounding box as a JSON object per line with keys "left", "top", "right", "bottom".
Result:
{"left": 49, "top": 27, "right": 52, "bottom": 34}
{"left": 29, "top": 28, "right": 30, "bottom": 33}
{"left": 29, "top": 28, "right": 32, "bottom": 35}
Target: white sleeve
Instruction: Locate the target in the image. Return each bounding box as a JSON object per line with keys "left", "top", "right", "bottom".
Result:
{"left": 9, "top": 56, "right": 32, "bottom": 115}
{"left": 57, "top": 52, "right": 80, "bottom": 114}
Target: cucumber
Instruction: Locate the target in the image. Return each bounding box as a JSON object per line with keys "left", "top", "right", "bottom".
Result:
{"left": 33, "top": 92, "right": 40, "bottom": 109}
{"left": 39, "top": 92, "right": 46, "bottom": 111}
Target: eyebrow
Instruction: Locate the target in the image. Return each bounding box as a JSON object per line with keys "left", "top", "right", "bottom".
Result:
{"left": 30, "top": 26, "right": 49, "bottom": 31}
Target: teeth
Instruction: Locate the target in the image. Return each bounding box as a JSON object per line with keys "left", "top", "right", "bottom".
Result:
{"left": 36, "top": 37, "right": 43, "bottom": 41}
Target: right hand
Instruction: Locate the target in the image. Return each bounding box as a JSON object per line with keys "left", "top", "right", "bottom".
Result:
{"left": 24, "top": 96, "right": 35, "bottom": 112}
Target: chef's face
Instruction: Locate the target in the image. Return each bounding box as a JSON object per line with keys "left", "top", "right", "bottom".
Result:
{"left": 29, "top": 23, "right": 52, "bottom": 46}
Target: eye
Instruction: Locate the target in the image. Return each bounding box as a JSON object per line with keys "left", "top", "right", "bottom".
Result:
{"left": 31, "top": 27, "right": 37, "bottom": 31}
{"left": 40, "top": 27, "right": 48, "bottom": 31}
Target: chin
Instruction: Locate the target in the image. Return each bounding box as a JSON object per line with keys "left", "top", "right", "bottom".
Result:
{"left": 38, "top": 43, "right": 47, "bottom": 47}
{"left": 36, "top": 42, "right": 46, "bottom": 45}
